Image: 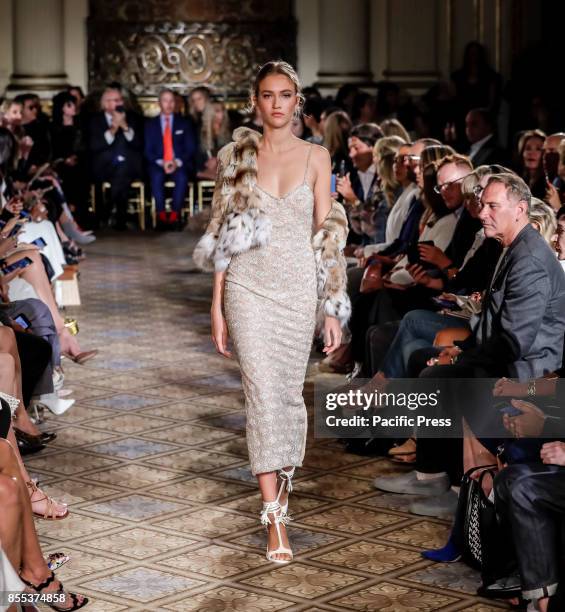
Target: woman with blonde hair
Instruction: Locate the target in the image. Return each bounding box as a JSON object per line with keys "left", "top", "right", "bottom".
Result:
{"left": 529, "top": 197, "right": 557, "bottom": 243}
{"left": 380, "top": 118, "right": 410, "bottom": 142}
{"left": 193, "top": 61, "right": 350, "bottom": 564}
{"left": 354, "top": 136, "right": 406, "bottom": 244}
{"left": 373, "top": 135, "right": 405, "bottom": 207}
{"left": 200, "top": 99, "right": 231, "bottom": 158}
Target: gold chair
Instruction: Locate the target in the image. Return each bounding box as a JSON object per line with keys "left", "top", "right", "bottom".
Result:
{"left": 150, "top": 182, "right": 195, "bottom": 228}
{"left": 90, "top": 181, "right": 147, "bottom": 230}
{"left": 197, "top": 180, "right": 216, "bottom": 213}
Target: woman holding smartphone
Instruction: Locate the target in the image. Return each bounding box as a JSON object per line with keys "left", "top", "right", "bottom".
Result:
{"left": 193, "top": 61, "right": 350, "bottom": 564}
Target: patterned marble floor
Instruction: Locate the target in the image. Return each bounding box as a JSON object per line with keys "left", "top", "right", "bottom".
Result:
{"left": 32, "top": 231, "right": 510, "bottom": 611}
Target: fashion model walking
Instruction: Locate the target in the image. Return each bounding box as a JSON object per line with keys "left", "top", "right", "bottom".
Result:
{"left": 193, "top": 61, "right": 351, "bottom": 563}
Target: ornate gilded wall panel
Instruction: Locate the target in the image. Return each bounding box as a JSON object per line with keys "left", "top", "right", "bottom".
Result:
{"left": 90, "top": 0, "right": 292, "bottom": 22}
{"left": 88, "top": 1, "right": 296, "bottom": 98}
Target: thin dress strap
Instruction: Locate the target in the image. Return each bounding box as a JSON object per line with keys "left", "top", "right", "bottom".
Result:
{"left": 303, "top": 143, "right": 314, "bottom": 185}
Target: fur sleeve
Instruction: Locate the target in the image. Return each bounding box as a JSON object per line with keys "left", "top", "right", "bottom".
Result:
{"left": 312, "top": 199, "right": 352, "bottom": 329}
{"left": 191, "top": 144, "right": 234, "bottom": 272}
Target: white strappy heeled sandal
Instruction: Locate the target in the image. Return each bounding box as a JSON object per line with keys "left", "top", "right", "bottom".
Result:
{"left": 260, "top": 500, "right": 293, "bottom": 564}
{"left": 276, "top": 466, "right": 295, "bottom": 515}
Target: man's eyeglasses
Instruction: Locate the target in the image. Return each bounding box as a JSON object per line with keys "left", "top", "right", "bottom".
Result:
{"left": 433, "top": 173, "right": 474, "bottom": 194}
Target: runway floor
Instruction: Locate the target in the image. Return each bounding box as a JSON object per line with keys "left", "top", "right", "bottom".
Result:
{"left": 32, "top": 231, "right": 509, "bottom": 611}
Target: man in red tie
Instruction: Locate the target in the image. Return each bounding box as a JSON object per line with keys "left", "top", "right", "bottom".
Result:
{"left": 144, "top": 88, "right": 198, "bottom": 229}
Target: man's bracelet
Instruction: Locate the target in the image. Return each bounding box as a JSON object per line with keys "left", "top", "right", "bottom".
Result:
{"left": 527, "top": 379, "right": 536, "bottom": 397}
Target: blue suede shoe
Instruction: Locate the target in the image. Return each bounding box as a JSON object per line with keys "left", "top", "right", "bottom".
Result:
{"left": 421, "top": 538, "right": 461, "bottom": 563}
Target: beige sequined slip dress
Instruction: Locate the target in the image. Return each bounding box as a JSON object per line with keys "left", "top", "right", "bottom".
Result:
{"left": 223, "top": 145, "right": 318, "bottom": 475}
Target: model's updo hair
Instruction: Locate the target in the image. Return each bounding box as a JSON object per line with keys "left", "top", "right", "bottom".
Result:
{"left": 249, "top": 60, "right": 305, "bottom": 117}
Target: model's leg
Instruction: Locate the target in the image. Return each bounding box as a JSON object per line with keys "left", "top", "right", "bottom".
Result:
{"left": 257, "top": 469, "right": 292, "bottom": 562}
{"left": 0, "top": 440, "right": 87, "bottom": 609}
{"left": 0, "top": 473, "right": 23, "bottom": 568}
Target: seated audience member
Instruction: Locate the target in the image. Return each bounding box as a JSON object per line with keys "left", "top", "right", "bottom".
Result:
{"left": 1, "top": 101, "right": 34, "bottom": 181}
{"left": 544, "top": 133, "right": 565, "bottom": 210}
{"left": 322, "top": 109, "right": 352, "bottom": 175}
{"left": 335, "top": 84, "right": 359, "bottom": 117}
{"left": 516, "top": 129, "right": 546, "bottom": 200}
{"left": 351, "top": 92, "right": 377, "bottom": 124}
{"left": 188, "top": 85, "right": 211, "bottom": 133}
{"left": 374, "top": 174, "right": 565, "bottom": 519}
{"left": 369, "top": 139, "right": 439, "bottom": 259}
{"left": 336, "top": 123, "right": 383, "bottom": 244}
{"left": 529, "top": 197, "right": 557, "bottom": 243}
{"left": 67, "top": 85, "right": 85, "bottom": 109}
{"left": 196, "top": 98, "right": 230, "bottom": 179}
{"left": 555, "top": 206, "right": 565, "bottom": 272}
{"left": 200, "top": 98, "right": 230, "bottom": 159}
{"left": 145, "top": 88, "right": 197, "bottom": 230}
{"left": 50, "top": 91, "right": 93, "bottom": 235}
{"left": 323, "top": 143, "right": 443, "bottom": 374}
{"left": 361, "top": 140, "right": 418, "bottom": 257}
{"left": 387, "top": 153, "right": 479, "bottom": 288}
{"left": 291, "top": 114, "right": 306, "bottom": 139}
{"left": 375, "top": 166, "right": 505, "bottom": 380}
{"left": 493, "top": 445, "right": 565, "bottom": 609}
{"left": 173, "top": 92, "right": 188, "bottom": 116}
{"left": 355, "top": 135, "right": 405, "bottom": 246}
{"left": 0, "top": 297, "right": 71, "bottom": 423}
{"left": 0, "top": 404, "right": 88, "bottom": 609}
{"left": 465, "top": 107, "right": 507, "bottom": 166}
{"left": 14, "top": 94, "right": 51, "bottom": 174}
{"left": 303, "top": 97, "right": 325, "bottom": 145}
{"left": 88, "top": 85, "right": 143, "bottom": 230}
{"left": 380, "top": 118, "right": 411, "bottom": 142}
{"left": 0, "top": 99, "right": 23, "bottom": 132}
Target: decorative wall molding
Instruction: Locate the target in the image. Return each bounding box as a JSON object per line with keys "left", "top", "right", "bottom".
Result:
{"left": 87, "top": 19, "right": 296, "bottom": 98}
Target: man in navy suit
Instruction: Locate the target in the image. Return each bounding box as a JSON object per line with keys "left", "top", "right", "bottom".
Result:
{"left": 87, "top": 85, "right": 144, "bottom": 230}
{"left": 144, "top": 88, "right": 198, "bottom": 229}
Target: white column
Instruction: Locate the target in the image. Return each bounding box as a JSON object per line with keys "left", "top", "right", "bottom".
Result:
{"left": 8, "top": 0, "right": 68, "bottom": 96}
{"left": 316, "top": 0, "right": 373, "bottom": 90}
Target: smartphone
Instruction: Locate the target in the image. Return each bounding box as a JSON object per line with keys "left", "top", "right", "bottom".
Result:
{"left": 13, "top": 313, "right": 31, "bottom": 329}
{"left": 330, "top": 174, "right": 337, "bottom": 193}
{"left": 432, "top": 297, "right": 458, "bottom": 309}
{"left": 8, "top": 223, "right": 22, "bottom": 238}
{"left": 497, "top": 403, "right": 523, "bottom": 417}
{"left": 1, "top": 256, "right": 33, "bottom": 275}
{"left": 19, "top": 210, "right": 31, "bottom": 220}
{"left": 31, "top": 237, "right": 47, "bottom": 248}
{"left": 115, "top": 104, "right": 125, "bottom": 113}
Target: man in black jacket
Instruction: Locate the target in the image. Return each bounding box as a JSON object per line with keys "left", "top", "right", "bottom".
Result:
{"left": 88, "top": 86, "right": 143, "bottom": 230}
{"left": 374, "top": 173, "right": 565, "bottom": 516}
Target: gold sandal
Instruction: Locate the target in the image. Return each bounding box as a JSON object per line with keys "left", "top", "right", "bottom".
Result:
{"left": 26, "top": 480, "right": 69, "bottom": 520}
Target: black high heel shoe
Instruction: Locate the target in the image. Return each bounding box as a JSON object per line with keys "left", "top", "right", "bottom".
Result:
{"left": 19, "top": 569, "right": 88, "bottom": 611}
{"left": 15, "top": 429, "right": 45, "bottom": 455}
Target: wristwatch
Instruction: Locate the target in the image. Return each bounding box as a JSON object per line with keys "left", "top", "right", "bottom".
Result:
{"left": 527, "top": 379, "right": 536, "bottom": 397}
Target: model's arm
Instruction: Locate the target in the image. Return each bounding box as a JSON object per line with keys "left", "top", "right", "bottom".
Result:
{"left": 211, "top": 270, "right": 231, "bottom": 358}
{"left": 311, "top": 145, "right": 342, "bottom": 354}
{"left": 312, "top": 146, "right": 332, "bottom": 232}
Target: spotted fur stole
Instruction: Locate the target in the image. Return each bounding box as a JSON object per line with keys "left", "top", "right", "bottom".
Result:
{"left": 192, "top": 127, "right": 351, "bottom": 328}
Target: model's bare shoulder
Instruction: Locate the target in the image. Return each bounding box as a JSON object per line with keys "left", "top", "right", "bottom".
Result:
{"left": 309, "top": 143, "right": 331, "bottom": 165}
{"left": 309, "top": 144, "right": 331, "bottom": 182}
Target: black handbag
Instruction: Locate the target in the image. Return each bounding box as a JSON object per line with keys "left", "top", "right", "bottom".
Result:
{"left": 458, "top": 464, "right": 498, "bottom": 572}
